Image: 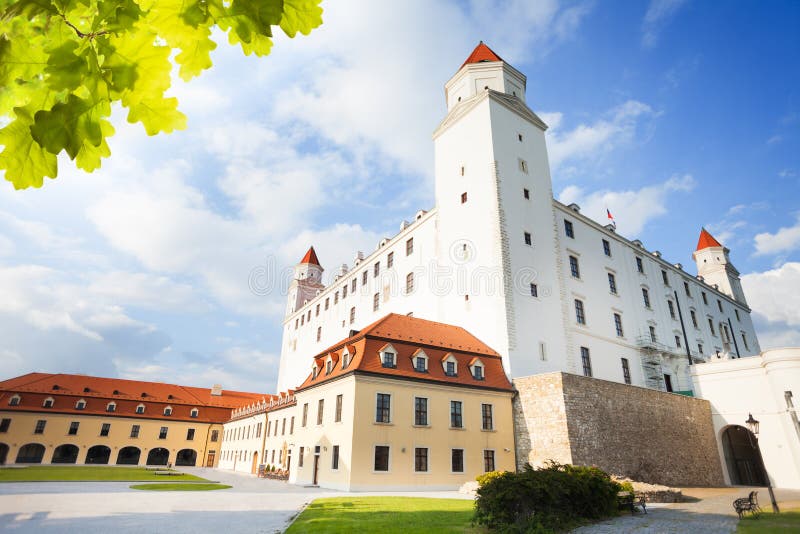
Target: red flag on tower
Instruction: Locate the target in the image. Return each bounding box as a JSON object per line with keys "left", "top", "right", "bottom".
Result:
{"left": 607, "top": 208, "right": 616, "bottom": 229}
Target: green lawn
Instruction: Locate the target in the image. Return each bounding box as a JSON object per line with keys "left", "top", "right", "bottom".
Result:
{"left": 285, "top": 497, "right": 484, "bottom": 534}
{"left": 0, "top": 466, "right": 208, "bottom": 482}
{"left": 130, "top": 483, "right": 231, "bottom": 491}
{"left": 737, "top": 508, "right": 800, "bottom": 533}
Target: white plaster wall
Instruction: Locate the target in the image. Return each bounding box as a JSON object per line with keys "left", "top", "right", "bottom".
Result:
{"left": 219, "top": 413, "right": 266, "bottom": 474}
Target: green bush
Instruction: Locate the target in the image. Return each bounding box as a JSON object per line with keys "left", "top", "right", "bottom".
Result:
{"left": 474, "top": 462, "right": 621, "bottom": 533}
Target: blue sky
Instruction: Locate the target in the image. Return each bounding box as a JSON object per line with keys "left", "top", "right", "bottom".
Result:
{"left": 1, "top": 0, "right": 798, "bottom": 393}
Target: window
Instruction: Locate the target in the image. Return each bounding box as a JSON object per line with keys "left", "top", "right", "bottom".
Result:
{"left": 413, "top": 356, "right": 425, "bottom": 372}
{"left": 523, "top": 188, "right": 530, "bottom": 199}
{"left": 481, "top": 404, "right": 493, "bottom": 430}
{"left": 702, "top": 292, "right": 708, "bottom": 305}
{"left": 136, "top": 404, "right": 145, "bottom": 414}
{"left": 362, "top": 271, "right": 367, "bottom": 285}
{"left": 100, "top": 423, "right": 110, "bottom": 436}
{"left": 642, "top": 288, "right": 651, "bottom": 308}
{"left": 211, "top": 430, "right": 219, "bottom": 442}
{"left": 484, "top": 450, "right": 495, "bottom": 472}
{"left": 569, "top": 255, "right": 580, "bottom": 278}
{"left": 415, "top": 447, "right": 428, "bottom": 472}
{"left": 614, "top": 313, "right": 624, "bottom": 337}
{"left": 406, "top": 272, "right": 414, "bottom": 294}
{"left": 473, "top": 365, "right": 483, "bottom": 380}
{"left": 664, "top": 374, "right": 673, "bottom": 392}
{"left": 342, "top": 352, "right": 351, "bottom": 369}
{"left": 34, "top": 419, "right": 46, "bottom": 434}
{"left": 661, "top": 270, "right": 669, "bottom": 285}
{"left": 381, "top": 351, "right": 396, "bottom": 368}
{"left": 332, "top": 445, "right": 340, "bottom": 470}
{"left": 0, "top": 418, "right": 9, "bottom": 432}
{"left": 342, "top": 284, "right": 348, "bottom": 298}
{"left": 636, "top": 257, "right": 644, "bottom": 273}
{"left": 451, "top": 449, "right": 464, "bottom": 472}
{"left": 317, "top": 326, "right": 322, "bottom": 342}
{"left": 8, "top": 395, "right": 20, "bottom": 406}
{"left": 290, "top": 416, "right": 295, "bottom": 434}
{"left": 580, "top": 346, "right": 592, "bottom": 377}
{"left": 406, "top": 238, "right": 414, "bottom": 255}
{"left": 159, "top": 426, "right": 168, "bottom": 439}
{"left": 461, "top": 192, "right": 468, "bottom": 204}
{"left": 106, "top": 402, "right": 116, "bottom": 412}
{"left": 190, "top": 408, "right": 198, "bottom": 418}
{"left": 684, "top": 281, "right": 691, "bottom": 297}
{"left": 621, "top": 358, "right": 631, "bottom": 385}
{"left": 564, "top": 220, "right": 574, "bottom": 238}
{"left": 668, "top": 300, "right": 676, "bottom": 319}
{"left": 256, "top": 422, "right": 262, "bottom": 437}
{"left": 691, "top": 310, "right": 698, "bottom": 328}
{"left": 374, "top": 446, "right": 390, "bottom": 471}
{"left": 351, "top": 278, "right": 357, "bottom": 292}
{"left": 698, "top": 343, "right": 704, "bottom": 355}
{"left": 75, "top": 399, "right": 86, "bottom": 410}
{"left": 373, "top": 293, "right": 380, "bottom": 311}
{"left": 540, "top": 342, "right": 547, "bottom": 361}
{"left": 335, "top": 394, "right": 343, "bottom": 423}
{"left": 347, "top": 306, "right": 355, "bottom": 325}
{"left": 524, "top": 232, "right": 532, "bottom": 245}
{"left": 708, "top": 318, "right": 716, "bottom": 335}
{"left": 518, "top": 133, "right": 523, "bottom": 141}
{"left": 460, "top": 165, "right": 465, "bottom": 176}
{"left": 130, "top": 424, "right": 140, "bottom": 438}
{"left": 446, "top": 360, "right": 456, "bottom": 377}
{"left": 602, "top": 239, "right": 611, "bottom": 256}
{"left": 608, "top": 273, "right": 617, "bottom": 294}
{"left": 187, "top": 428, "right": 195, "bottom": 440}
{"left": 302, "top": 403, "right": 308, "bottom": 427}
{"left": 675, "top": 335, "right": 682, "bottom": 348}
{"left": 717, "top": 299, "right": 723, "bottom": 313}
{"left": 742, "top": 332, "right": 750, "bottom": 350}
{"left": 574, "top": 299, "right": 586, "bottom": 325}
{"left": 376, "top": 393, "right": 391, "bottom": 423}
{"left": 325, "top": 297, "right": 330, "bottom": 310}
{"left": 317, "top": 399, "right": 324, "bottom": 425}
{"left": 530, "top": 283, "right": 538, "bottom": 297}
{"left": 373, "top": 262, "right": 380, "bottom": 278}
{"left": 43, "top": 397, "right": 53, "bottom": 408}
{"left": 301, "top": 314, "right": 305, "bottom": 326}
{"left": 647, "top": 326, "right": 657, "bottom": 343}
{"left": 415, "top": 397, "right": 428, "bottom": 426}
{"left": 519, "top": 159, "right": 528, "bottom": 173}
{"left": 299, "top": 447, "right": 304, "bottom": 467}
{"left": 66, "top": 421, "right": 79, "bottom": 435}
{"left": 334, "top": 292, "right": 339, "bottom": 305}
{"left": 450, "top": 400, "right": 463, "bottom": 428}
{"left": 316, "top": 303, "right": 320, "bottom": 316}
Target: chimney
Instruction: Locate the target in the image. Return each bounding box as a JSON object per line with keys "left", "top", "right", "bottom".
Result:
{"left": 211, "top": 384, "right": 222, "bottom": 396}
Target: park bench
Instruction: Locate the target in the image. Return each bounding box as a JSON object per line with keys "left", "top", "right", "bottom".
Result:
{"left": 733, "top": 491, "right": 761, "bottom": 519}
{"left": 617, "top": 491, "right": 647, "bottom": 514}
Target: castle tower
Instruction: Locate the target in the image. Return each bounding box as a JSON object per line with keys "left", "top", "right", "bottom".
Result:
{"left": 692, "top": 228, "right": 747, "bottom": 305}
{"left": 432, "top": 42, "right": 567, "bottom": 377}
{"left": 286, "top": 247, "right": 325, "bottom": 315}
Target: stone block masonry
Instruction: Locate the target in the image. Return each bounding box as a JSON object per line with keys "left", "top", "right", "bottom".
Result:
{"left": 513, "top": 372, "right": 725, "bottom": 487}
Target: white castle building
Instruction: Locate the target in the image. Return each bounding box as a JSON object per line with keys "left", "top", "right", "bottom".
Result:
{"left": 277, "top": 42, "right": 759, "bottom": 394}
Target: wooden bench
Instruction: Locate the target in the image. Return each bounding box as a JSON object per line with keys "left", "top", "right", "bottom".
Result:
{"left": 733, "top": 491, "right": 762, "bottom": 519}
{"left": 617, "top": 491, "right": 648, "bottom": 514}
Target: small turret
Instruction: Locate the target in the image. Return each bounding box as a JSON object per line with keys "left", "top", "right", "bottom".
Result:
{"left": 692, "top": 229, "right": 747, "bottom": 305}
{"left": 286, "top": 247, "right": 325, "bottom": 315}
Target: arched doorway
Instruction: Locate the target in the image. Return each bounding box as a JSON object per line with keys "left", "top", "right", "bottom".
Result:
{"left": 251, "top": 451, "right": 258, "bottom": 474}
{"left": 86, "top": 445, "right": 111, "bottom": 464}
{"left": 52, "top": 444, "right": 79, "bottom": 464}
{"left": 0, "top": 443, "right": 9, "bottom": 465}
{"left": 16, "top": 443, "right": 45, "bottom": 463}
{"left": 116, "top": 446, "right": 141, "bottom": 465}
{"left": 175, "top": 449, "right": 197, "bottom": 466}
{"left": 721, "top": 425, "right": 768, "bottom": 486}
{"left": 147, "top": 447, "right": 170, "bottom": 466}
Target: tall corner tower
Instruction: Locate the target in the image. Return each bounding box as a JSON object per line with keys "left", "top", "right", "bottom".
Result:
{"left": 432, "top": 42, "right": 566, "bottom": 378}
{"left": 286, "top": 247, "right": 325, "bottom": 316}
{"left": 692, "top": 228, "right": 747, "bottom": 305}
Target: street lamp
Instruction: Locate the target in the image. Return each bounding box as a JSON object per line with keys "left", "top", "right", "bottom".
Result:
{"left": 744, "top": 413, "right": 779, "bottom": 513}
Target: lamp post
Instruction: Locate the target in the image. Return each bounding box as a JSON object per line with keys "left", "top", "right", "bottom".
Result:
{"left": 745, "top": 413, "right": 779, "bottom": 513}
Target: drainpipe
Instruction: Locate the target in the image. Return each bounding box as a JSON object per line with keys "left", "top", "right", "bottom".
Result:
{"left": 673, "top": 290, "right": 693, "bottom": 366}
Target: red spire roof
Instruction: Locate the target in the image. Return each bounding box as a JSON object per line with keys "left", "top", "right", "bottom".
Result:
{"left": 461, "top": 41, "right": 503, "bottom": 69}
{"left": 696, "top": 228, "right": 723, "bottom": 251}
{"left": 300, "top": 246, "right": 321, "bottom": 266}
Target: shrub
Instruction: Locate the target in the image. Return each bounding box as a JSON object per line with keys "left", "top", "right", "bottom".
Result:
{"left": 474, "top": 462, "right": 621, "bottom": 532}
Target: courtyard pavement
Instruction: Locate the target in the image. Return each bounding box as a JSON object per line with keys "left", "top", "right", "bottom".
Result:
{"left": 2, "top": 469, "right": 799, "bottom": 533}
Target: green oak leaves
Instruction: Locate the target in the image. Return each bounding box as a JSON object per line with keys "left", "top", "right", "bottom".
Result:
{"left": 0, "top": 0, "right": 323, "bottom": 189}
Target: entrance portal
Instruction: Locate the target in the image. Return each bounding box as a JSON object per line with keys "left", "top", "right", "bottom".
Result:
{"left": 721, "top": 425, "right": 768, "bottom": 486}
{"left": 146, "top": 447, "right": 170, "bottom": 466}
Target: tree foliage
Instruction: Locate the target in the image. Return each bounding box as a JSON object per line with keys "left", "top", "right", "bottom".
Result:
{"left": 0, "top": 0, "right": 323, "bottom": 189}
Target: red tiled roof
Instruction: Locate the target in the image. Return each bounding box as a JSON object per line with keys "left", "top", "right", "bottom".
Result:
{"left": 696, "top": 228, "right": 723, "bottom": 251}
{"left": 0, "top": 372, "right": 268, "bottom": 423}
{"left": 300, "top": 246, "right": 321, "bottom": 266}
{"left": 461, "top": 41, "right": 503, "bottom": 69}
{"left": 296, "top": 314, "right": 512, "bottom": 392}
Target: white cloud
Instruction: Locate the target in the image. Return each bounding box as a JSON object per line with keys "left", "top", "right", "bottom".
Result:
{"left": 558, "top": 174, "right": 695, "bottom": 237}
{"left": 88, "top": 271, "right": 206, "bottom": 312}
{"left": 642, "top": 0, "right": 688, "bottom": 48}
{"left": 742, "top": 263, "right": 800, "bottom": 349}
{"left": 754, "top": 214, "right": 800, "bottom": 256}
{"left": 544, "top": 100, "right": 657, "bottom": 171}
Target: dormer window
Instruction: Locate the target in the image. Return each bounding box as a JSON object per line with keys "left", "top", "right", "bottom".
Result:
{"left": 42, "top": 397, "right": 54, "bottom": 408}
{"left": 378, "top": 344, "right": 397, "bottom": 369}
{"left": 190, "top": 408, "right": 199, "bottom": 418}
{"left": 83, "top": 387, "right": 90, "bottom": 393}
{"left": 135, "top": 404, "right": 145, "bottom": 414}
{"left": 412, "top": 349, "right": 428, "bottom": 373}
{"left": 164, "top": 406, "right": 173, "bottom": 416}
{"left": 75, "top": 399, "right": 86, "bottom": 410}
{"left": 326, "top": 359, "right": 333, "bottom": 375}
{"left": 469, "top": 358, "right": 485, "bottom": 380}
{"left": 8, "top": 395, "right": 20, "bottom": 406}
{"left": 106, "top": 402, "right": 116, "bottom": 412}
{"left": 443, "top": 354, "right": 458, "bottom": 377}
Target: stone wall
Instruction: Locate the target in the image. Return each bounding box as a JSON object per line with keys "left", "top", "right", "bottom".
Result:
{"left": 513, "top": 372, "right": 725, "bottom": 487}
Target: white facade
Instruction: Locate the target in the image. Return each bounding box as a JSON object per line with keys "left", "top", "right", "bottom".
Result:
{"left": 277, "top": 45, "right": 760, "bottom": 394}
{"left": 218, "top": 410, "right": 266, "bottom": 474}
{"left": 692, "top": 348, "right": 800, "bottom": 489}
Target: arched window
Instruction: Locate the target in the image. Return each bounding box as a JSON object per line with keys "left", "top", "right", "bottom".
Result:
{"left": 42, "top": 397, "right": 54, "bottom": 408}
{"left": 190, "top": 408, "right": 199, "bottom": 418}
{"left": 8, "top": 395, "right": 20, "bottom": 406}
{"left": 163, "top": 406, "right": 173, "bottom": 416}
{"left": 75, "top": 399, "right": 86, "bottom": 410}
{"left": 106, "top": 402, "right": 116, "bottom": 412}
{"left": 136, "top": 404, "right": 145, "bottom": 414}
